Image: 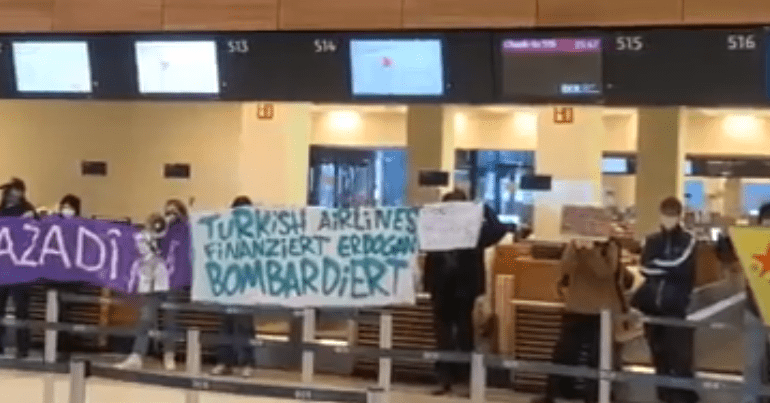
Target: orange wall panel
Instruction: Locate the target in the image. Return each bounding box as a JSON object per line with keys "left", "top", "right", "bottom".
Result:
{"left": 684, "top": 0, "right": 770, "bottom": 23}
{"left": 403, "top": 0, "right": 536, "bottom": 28}
{"left": 279, "top": 0, "right": 402, "bottom": 30}
{"left": 163, "top": 0, "right": 278, "bottom": 30}
{"left": 53, "top": 0, "right": 162, "bottom": 31}
{"left": 0, "top": 0, "right": 54, "bottom": 31}
{"left": 536, "top": 0, "right": 683, "bottom": 26}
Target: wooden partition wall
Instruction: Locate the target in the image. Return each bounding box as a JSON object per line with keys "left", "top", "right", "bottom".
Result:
{"left": 2, "top": 0, "right": 769, "bottom": 32}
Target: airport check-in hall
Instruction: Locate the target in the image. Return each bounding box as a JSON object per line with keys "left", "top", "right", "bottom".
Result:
{"left": 0, "top": 20, "right": 765, "bottom": 403}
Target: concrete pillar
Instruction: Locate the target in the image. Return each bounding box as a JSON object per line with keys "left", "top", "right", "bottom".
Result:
{"left": 635, "top": 108, "right": 685, "bottom": 238}
{"left": 406, "top": 105, "right": 455, "bottom": 205}
{"left": 533, "top": 106, "right": 603, "bottom": 241}
{"left": 723, "top": 177, "right": 742, "bottom": 219}
{"left": 239, "top": 102, "right": 312, "bottom": 206}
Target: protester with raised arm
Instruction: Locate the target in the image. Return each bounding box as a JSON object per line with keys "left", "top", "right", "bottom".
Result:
{"left": 423, "top": 189, "right": 507, "bottom": 396}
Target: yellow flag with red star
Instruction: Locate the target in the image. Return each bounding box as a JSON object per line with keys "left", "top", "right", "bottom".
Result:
{"left": 730, "top": 226, "right": 770, "bottom": 323}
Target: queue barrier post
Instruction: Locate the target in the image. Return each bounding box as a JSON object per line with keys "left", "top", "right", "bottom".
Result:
{"left": 599, "top": 309, "right": 613, "bottom": 403}
{"left": 742, "top": 312, "right": 764, "bottom": 403}
{"left": 43, "top": 289, "right": 59, "bottom": 403}
{"left": 378, "top": 311, "right": 393, "bottom": 395}
{"left": 68, "top": 361, "right": 87, "bottom": 403}
{"left": 301, "top": 308, "right": 316, "bottom": 385}
{"left": 185, "top": 328, "right": 201, "bottom": 403}
{"left": 366, "top": 387, "right": 386, "bottom": 403}
{"left": 470, "top": 352, "right": 485, "bottom": 403}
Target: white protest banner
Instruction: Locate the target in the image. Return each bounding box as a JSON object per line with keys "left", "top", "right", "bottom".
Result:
{"left": 418, "top": 202, "right": 483, "bottom": 251}
{"left": 191, "top": 206, "right": 419, "bottom": 308}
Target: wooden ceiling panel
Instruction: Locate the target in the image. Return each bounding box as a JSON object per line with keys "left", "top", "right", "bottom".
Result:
{"left": 279, "top": 0, "right": 402, "bottom": 30}
{"left": 163, "top": 0, "right": 278, "bottom": 30}
{"left": 536, "top": 0, "right": 683, "bottom": 26}
{"left": 403, "top": 0, "right": 536, "bottom": 28}
{"left": 54, "top": 0, "right": 162, "bottom": 31}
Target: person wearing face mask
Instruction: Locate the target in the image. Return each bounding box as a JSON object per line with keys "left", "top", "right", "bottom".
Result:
{"left": 0, "top": 178, "right": 36, "bottom": 358}
{"left": 632, "top": 197, "right": 698, "bottom": 403}
{"left": 58, "top": 194, "right": 81, "bottom": 218}
{"left": 423, "top": 189, "right": 508, "bottom": 396}
{"left": 211, "top": 196, "right": 258, "bottom": 377}
{"left": 154, "top": 199, "right": 190, "bottom": 371}
{"left": 53, "top": 194, "right": 82, "bottom": 361}
{"left": 532, "top": 238, "right": 633, "bottom": 403}
{"left": 117, "top": 215, "right": 177, "bottom": 371}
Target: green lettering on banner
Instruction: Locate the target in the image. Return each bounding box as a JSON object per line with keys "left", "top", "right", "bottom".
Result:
{"left": 242, "top": 261, "right": 267, "bottom": 295}
{"left": 232, "top": 208, "right": 255, "bottom": 239}
{"left": 284, "top": 262, "right": 302, "bottom": 297}
{"left": 322, "top": 257, "right": 340, "bottom": 296}
{"left": 350, "top": 260, "right": 368, "bottom": 299}
{"left": 267, "top": 260, "right": 285, "bottom": 296}
{"left": 198, "top": 215, "right": 221, "bottom": 240}
{"left": 224, "top": 264, "right": 242, "bottom": 296}
{"left": 300, "top": 258, "right": 320, "bottom": 295}
{"left": 206, "top": 261, "right": 224, "bottom": 296}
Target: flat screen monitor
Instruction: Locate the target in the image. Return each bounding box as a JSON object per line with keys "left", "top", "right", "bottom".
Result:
{"left": 602, "top": 157, "right": 629, "bottom": 174}
{"left": 520, "top": 175, "right": 552, "bottom": 191}
{"left": 350, "top": 39, "right": 444, "bottom": 96}
{"left": 12, "top": 41, "right": 92, "bottom": 93}
{"left": 135, "top": 41, "right": 219, "bottom": 94}
{"left": 500, "top": 37, "right": 602, "bottom": 99}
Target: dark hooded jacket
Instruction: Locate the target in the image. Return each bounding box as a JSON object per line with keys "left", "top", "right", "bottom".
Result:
{"left": 423, "top": 205, "right": 508, "bottom": 300}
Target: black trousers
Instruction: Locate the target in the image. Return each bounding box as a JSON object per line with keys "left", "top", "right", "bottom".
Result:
{"left": 217, "top": 314, "right": 256, "bottom": 367}
{"left": 0, "top": 285, "right": 31, "bottom": 357}
{"left": 645, "top": 320, "right": 699, "bottom": 403}
{"left": 432, "top": 295, "right": 475, "bottom": 386}
{"left": 545, "top": 313, "right": 600, "bottom": 403}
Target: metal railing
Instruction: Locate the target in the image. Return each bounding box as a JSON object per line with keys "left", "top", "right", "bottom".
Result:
{"left": 0, "top": 289, "right": 762, "bottom": 403}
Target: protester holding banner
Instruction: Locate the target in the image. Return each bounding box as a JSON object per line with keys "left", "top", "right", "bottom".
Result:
{"left": 423, "top": 189, "right": 507, "bottom": 396}
{"left": 0, "top": 178, "right": 36, "bottom": 358}
{"left": 212, "top": 196, "right": 257, "bottom": 377}
{"left": 531, "top": 238, "right": 633, "bottom": 403}
{"left": 58, "top": 194, "right": 81, "bottom": 218}
{"left": 632, "top": 197, "right": 699, "bottom": 403}
{"left": 117, "top": 214, "right": 177, "bottom": 371}
{"left": 54, "top": 194, "right": 84, "bottom": 361}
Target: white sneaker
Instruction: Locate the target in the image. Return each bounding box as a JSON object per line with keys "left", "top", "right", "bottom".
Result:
{"left": 163, "top": 352, "right": 176, "bottom": 371}
{"left": 211, "top": 364, "right": 229, "bottom": 375}
{"left": 240, "top": 366, "right": 254, "bottom": 378}
{"left": 116, "top": 354, "right": 142, "bottom": 370}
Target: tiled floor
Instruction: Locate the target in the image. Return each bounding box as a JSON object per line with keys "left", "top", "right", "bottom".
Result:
{"left": 0, "top": 368, "right": 537, "bottom": 403}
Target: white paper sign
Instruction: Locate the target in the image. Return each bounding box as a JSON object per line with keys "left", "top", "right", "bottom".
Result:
{"left": 418, "top": 202, "right": 483, "bottom": 251}
{"left": 191, "top": 206, "right": 418, "bottom": 308}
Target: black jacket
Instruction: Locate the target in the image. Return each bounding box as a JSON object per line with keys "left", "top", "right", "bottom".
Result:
{"left": 0, "top": 200, "right": 36, "bottom": 218}
{"left": 423, "top": 205, "right": 508, "bottom": 300}
{"left": 638, "top": 225, "right": 696, "bottom": 316}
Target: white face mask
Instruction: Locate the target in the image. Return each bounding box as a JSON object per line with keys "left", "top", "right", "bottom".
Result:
{"left": 61, "top": 208, "right": 75, "bottom": 218}
{"left": 660, "top": 215, "right": 679, "bottom": 230}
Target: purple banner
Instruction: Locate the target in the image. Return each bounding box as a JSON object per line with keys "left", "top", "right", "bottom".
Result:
{"left": 502, "top": 38, "right": 602, "bottom": 53}
{"left": 0, "top": 217, "right": 191, "bottom": 293}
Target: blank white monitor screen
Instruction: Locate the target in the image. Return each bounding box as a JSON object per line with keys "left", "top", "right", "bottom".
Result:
{"left": 135, "top": 41, "right": 219, "bottom": 94}
{"left": 12, "top": 41, "right": 92, "bottom": 93}
{"left": 350, "top": 39, "right": 444, "bottom": 96}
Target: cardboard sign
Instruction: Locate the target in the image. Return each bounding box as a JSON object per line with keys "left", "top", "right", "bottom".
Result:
{"left": 560, "top": 205, "right": 614, "bottom": 238}
{"left": 418, "top": 202, "right": 483, "bottom": 251}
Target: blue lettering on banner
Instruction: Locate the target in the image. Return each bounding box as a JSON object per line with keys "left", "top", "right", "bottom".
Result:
{"left": 193, "top": 207, "right": 417, "bottom": 307}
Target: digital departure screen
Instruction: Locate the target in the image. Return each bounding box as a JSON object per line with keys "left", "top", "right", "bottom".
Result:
{"left": 350, "top": 39, "right": 444, "bottom": 96}
{"left": 135, "top": 41, "right": 220, "bottom": 94}
{"left": 604, "top": 29, "right": 765, "bottom": 105}
{"left": 500, "top": 37, "right": 602, "bottom": 100}
{"left": 12, "top": 41, "right": 92, "bottom": 93}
